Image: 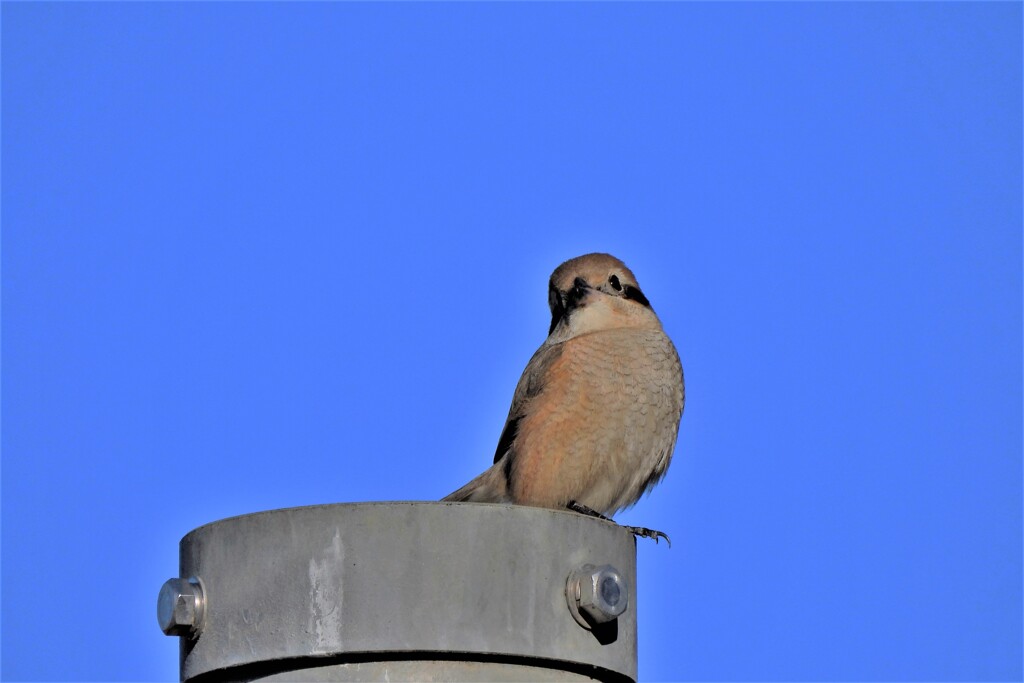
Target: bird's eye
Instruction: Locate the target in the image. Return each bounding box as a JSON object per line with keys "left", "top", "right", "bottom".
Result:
{"left": 608, "top": 274, "right": 622, "bottom": 291}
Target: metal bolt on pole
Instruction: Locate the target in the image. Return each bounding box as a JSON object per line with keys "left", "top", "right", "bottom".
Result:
{"left": 157, "top": 577, "right": 205, "bottom": 637}
{"left": 158, "top": 502, "right": 638, "bottom": 682}
{"left": 566, "top": 564, "right": 629, "bottom": 628}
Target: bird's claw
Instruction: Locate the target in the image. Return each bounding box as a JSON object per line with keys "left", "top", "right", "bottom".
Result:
{"left": 625, "top": 525, "right": 671, "bottom": 547}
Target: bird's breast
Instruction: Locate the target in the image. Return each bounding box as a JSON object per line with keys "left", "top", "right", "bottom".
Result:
{"left": 508, "top": 327, "right": 684, "bottom": 514}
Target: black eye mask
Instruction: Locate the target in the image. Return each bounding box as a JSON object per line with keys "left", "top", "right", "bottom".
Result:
{"left": 622, "top": 284, "right": 650, "bottom": 308}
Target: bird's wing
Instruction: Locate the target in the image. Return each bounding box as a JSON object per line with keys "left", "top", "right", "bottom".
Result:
{"left": 492, "top": 342, "right": 564, "bottom": 465}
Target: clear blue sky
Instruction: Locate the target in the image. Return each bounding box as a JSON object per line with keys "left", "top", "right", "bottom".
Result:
{"left": 2, "top": 3, "right": 1020, "bottom": 681}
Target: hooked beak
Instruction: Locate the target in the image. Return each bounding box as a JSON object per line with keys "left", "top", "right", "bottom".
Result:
{"left": 548, "top": 277, "right": 591, "bottom": 335}
{"left": 569, "top": 276, "right": 593, "bottom": 311}
{"left": 566, "top": 277, "right": 591, "bottom": 310}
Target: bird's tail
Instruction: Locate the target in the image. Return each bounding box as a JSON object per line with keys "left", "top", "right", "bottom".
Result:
{"left": 441, "top": 464, "right": 509, "bottom": 503}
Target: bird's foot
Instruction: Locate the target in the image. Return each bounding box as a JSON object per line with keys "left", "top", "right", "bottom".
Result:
{"left": 624, "top": 525, "right": 671, "bottom": 547}
{"left": 567, "top": 501, "right": 671, "bottom": 547}
{"left": 567, "top": 500, "right": 612, "bottom": 521}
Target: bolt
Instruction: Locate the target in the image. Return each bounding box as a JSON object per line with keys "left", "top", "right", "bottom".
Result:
{"left": 566, "top": 564, "right": 628, "bottom": 627}
{"left": 157, "top": 577, "right": 205, "bottom": 637}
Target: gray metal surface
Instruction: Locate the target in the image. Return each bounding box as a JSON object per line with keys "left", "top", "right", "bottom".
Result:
{"left": 170, "top": 502, "right": 637, "bottom": 682}
{"left": 257, "top": 660, "right": 605, "bottom": 682}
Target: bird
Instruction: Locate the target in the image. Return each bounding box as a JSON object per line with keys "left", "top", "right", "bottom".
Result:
{"left": 443, "top": 253, "right": 684, "bottom": 542}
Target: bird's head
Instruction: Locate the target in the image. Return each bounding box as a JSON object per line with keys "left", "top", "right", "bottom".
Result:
{"left": 546, "top": 253, "right": 661, "bottom": 340}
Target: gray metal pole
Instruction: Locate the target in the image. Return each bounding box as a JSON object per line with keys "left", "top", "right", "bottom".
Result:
{"left": 158, "top": 502, "right": 638, "bottom": 682}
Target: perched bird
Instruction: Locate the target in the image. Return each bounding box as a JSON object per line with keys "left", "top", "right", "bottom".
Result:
{"left": 443, "top": 253, "right": 684, "bottom": 541}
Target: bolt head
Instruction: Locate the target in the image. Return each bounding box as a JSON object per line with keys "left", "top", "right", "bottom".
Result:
{"left": 568, "top": 564, "right": 628, "bottom": 626}
{"left": 157, "top": 577, "right": 205, "bottom": 637}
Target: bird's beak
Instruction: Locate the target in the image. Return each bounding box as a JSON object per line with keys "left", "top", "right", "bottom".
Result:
{"left": 565, "top": 277, "right": 591, "bottom": 311}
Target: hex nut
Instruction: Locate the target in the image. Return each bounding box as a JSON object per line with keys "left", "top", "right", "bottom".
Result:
{"left": 566, "top": 564, "right": 628, "bottom": 628}
{"left": 157, "top": 577, "right": 205, "bottom": 637}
